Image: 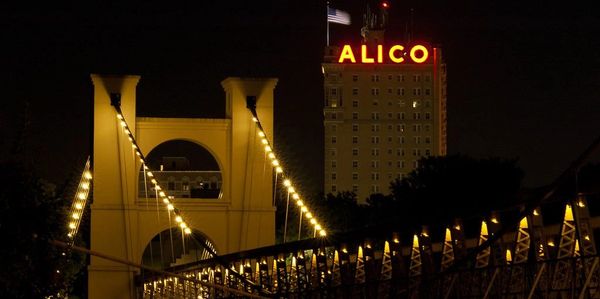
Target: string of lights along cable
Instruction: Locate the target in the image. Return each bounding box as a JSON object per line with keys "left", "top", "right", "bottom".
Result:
{"left": 113, "top": 106, "right": 194, "bottom": 237}
{"left": 66, "top": 156, "right": 92, "bottom": 243}
{"left": 248, "top": 108, "right": 327, "bottom": 239}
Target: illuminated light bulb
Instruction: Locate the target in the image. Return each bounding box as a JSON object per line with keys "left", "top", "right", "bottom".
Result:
{"left": 342, "top": 248, "right": 348, "bottom": 253}
{"left": 78, "top": 192, "right": 86, "bottom": 200}
{"left": 136, "top": 151, "right": 141, "bottom": 156}
{"left": 81, "top": 182, "right": 89, "bottom": 190}
{"left": 168, "top": 196, "right": 174, "bottom": 199}
{"left": 287, "top": 186, "right": 295, "bottom": 193}
{"left": 292, "top": 193, "right": 299, "bottom": 200}
{"left": 184, "top": 228, "right": 192, "bottom": 234}
{"left": 128, "top": 137, "right": 133, "bottom": 142}
{"left": 422, "top": 231, "right": 429, "bottom": 238}
{"left": 179, "top": 222, "right": 187, "bottom": 229}
{"left": 578, "top": 201, "right": 586, "bottom": 208}
{"left": 84, "top": 171, "right": 92, "bottom": 180}
{"left": 143, "top": 165, "right": 149, "bottom": 170}
{"left": 167, "top": 204, "right": 174, "bottom": 211}
{"left": 275, "top": 166, "right": 283, "bottom": 173}
{"left": 75, "top": 203, "right": 83, "bottom": 209}
{"left": 124, "top": 129, "right": 130, "bottom": 135}
{"left": 151, "top": 179, "right": 157, "bottom": 185}
{"left": 117, "top": 114, "right": 123, "bottom": 120}
{"left": 258, "top": 131, "right": 265, "bottom": 137}
{"left": 297, "top": 200, "right": 304, "bottom": 206}
{"left": 268, "top": 153, "right": 275, "bottom": 159}
{"left": 283, "top": 179, "right": 291, "bottom": 187}
{"left": 454, "top": 225, "right": 461, "bottom": 231}
{"left": 67, "top": 233, "right": 72, "bottom": 238}
{"left": 159, "top": 191, "right": 166, "bottom": 197}
{"left": 533, "top": 209, "right": 539, "bottom": 216}
{"left": 271, "top": 160, "right": 279, "bottom": 167}
{"left": 491, "top": 217, "right": 499, "bottom": 224}
{"left": 72, "top": 213, "right": 80, "bottom": 219}
{"left": 265, "top": 145, "right": 272, "bottom": 152}
{"left": 175, "top": 216, "right": 183, "bottom": 223}
{"left": 585, "top": 235, "right": 591, "bottom": 241}
{"left": 393, "top": 238, "right": 400, "bottom": 243}
{"left": 319, "top": 230, "right": 327, "bottom": 237}
{"left": 547, "top": 240, "right": 555, "bottom": 247}
{"left": 315, "top": 224, "right": 322, "bottom": 230}
{"left": 310, "top": 219, "right": 317, "bottom": 225}
{"left": 306, "top": 212, "right": 313, "bottom": 219}
{"left": 155, "top": 185, "right": 161, "bottom": 191}
{"left": 162, "top": 198, "right": 170, "bottom": 204}
{"left": 147, "top": 172, "right": 154, "bottom": 177}
{"left": 120, "top": 121, "right": 127, "bottom": 127}
{"left": 301, "top": 206, "right": 308, "bottom": 213}
{"left": 139, "top": 158, "right": 144, "bottom": 163}
{"left": 69, "top": 222, "right": 76, "bottom": 229}
{"left": 261, "top": 139, "right": 268, "bottom": 145}
{"left": 252, "top": 117, "right": 258, "bottom": 122}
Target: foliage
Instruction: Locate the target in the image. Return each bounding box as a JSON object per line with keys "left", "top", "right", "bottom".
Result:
{"left": 0, "top": 161, "right": 86, "bottom": 298}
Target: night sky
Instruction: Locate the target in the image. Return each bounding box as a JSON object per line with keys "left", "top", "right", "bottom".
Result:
{"left": 2, "top": 2, "right": 600, "bottom": 197}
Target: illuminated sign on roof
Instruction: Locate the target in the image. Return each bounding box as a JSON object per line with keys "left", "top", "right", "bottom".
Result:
{"left": 337, "top": 44, "right": 430, "bottom": 64}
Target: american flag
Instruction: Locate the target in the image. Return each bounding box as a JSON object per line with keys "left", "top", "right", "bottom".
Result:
{"left": 327, "top": 7, "right": 351, "bottom": 25}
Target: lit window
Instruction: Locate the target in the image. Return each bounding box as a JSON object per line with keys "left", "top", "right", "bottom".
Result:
{"left": 182, "top": 182, "right": 189, "bottom": 191}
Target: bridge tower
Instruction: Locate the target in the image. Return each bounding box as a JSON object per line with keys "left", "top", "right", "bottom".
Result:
{"left": 88, "top": 74, "right": 277, "bottom": 298}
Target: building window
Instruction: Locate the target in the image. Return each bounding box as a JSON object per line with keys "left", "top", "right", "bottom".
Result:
{"left": 371, "top": 185, "right": 379, "bottom": 193}
{"left": 371, "top": 88, "right": 379, "bottom": 96}
{"left": 371, "top": 136, "right": 380, "bottom": 144}
{"left": 352, "top": 173, "right": 359, "bottom": 180}
{"left": 397, "top": 148, "right": 405, "bottom": 156}
{"left": 425, "top": 74, "right": 431, "bottom": 82}
{"left": 371, "top": 148, "right": 379, "bottom": 156}
{"left": 398, "top": 112, "right": 405, "bottom": 120}
{"left": 352, "top": 185, "right": 359, "bottom": 193}
{"left": 332, "top": 185, "right": 337, "bottom": 192}
{"left": 331, "top": 124, "right": 337, "bottom": 132}
{"left": 371, "top": 160, "right": 379, "bottom": 168}
{"left": 425, "top": 112, "right": 431, "bottom": 120}
{"left": 331, "top": 112, "right": 337, "bottom": 120}
{"left": 425, "top": 101, "right": 431, "bottom": 108}
{"left": 388, "top": 75, "right": 393, "bottom": 80}
{"left": 397, "top": 88, "right": 405, "bottom": 96}
{"left": 331, "top": 88, "right": 337, "bottom": 96}
{"left": 168, "top": 182, "right": 175, "bottom": 190}
{"left": 352, "top": 160, "right": 359, "bottom": 168}
{"left": 331, "top": 149, "right": 337, "bottom": 156}
{"left": 182, "top": 182, "right": 189, "bottom": 191}
{"left": 412, "top": 100, "right": 419, "bottom": 108}
{"left": 424, "top": 124, "right": 431, "bottom": 132}
{"left": 425, "top": 88, "right": 431, "bottom": 96}
{"left": 331, "top": 136, "right": 337, "bottom": 144}
{"left": 373, "top": 99, "right": 379, "bottom": 106}
{"left": 413, "top": 149, "right": 421, "bottom": 156}
{"left": 425, "top": 136, "right": 431, "bottom": 144}
{"left": 371, "top": 124, "right": 379, "bottom": 132}
{"left": 425, "top": 149, "right": 431, "bottom": 156}
{"left": 387, "top": 124, "right": 393, "bottom": 131}
{"left": 371, "top": 74, "right": 380, "bottom": 82}
{"left": 353, "top": 112, "right": 359, "bottom": 120}
{"left": 331, "top": 160, "right": 337, "bottom": 168}
{"left": 399, "top": 136, "right": 405, "bottom": 144}
{"left": 371, "top": 172, "right": 380, "bottom": 180}
{"left": 387, "top": 149, "right": 393, "bottom": 155}
{"left": 413, "top": 112, "right": 421, "bottom": 120}
{"left": 413, "top": 74, "right": 421, "bottom": 82}
{"left": 331, "top": 173, "right": 337, "bottom": 180}
{"left": 413, "top": 124, "right": 421, "bottom": 132}
{"left": 352, "top": 136, "right": 358, "bottom": 144}
{"left": 353, "top": 124, "right": 359, "bottom": 132}
{"left": 352, "top": 88, "right": 358, "bottom": 95}
{"left": 397, "top": 173, "right": 403, "bottom": 179}
{"left": 352, "top": 100, "right": 358, "bottom": 108}
{"left": 413, "top": 88, "right": 421, "bottom": 96}
{"left": 353, "top": 75, "right": 358, "bottom": 82}
{"left": 387, "top": 136, "right": 393, "bottom": 143}
{"left": 397, "top": 160, "right": 405, "bottom": 168}
{"left": 388, "top": 88, "right": 393, "bottom": 94}
{"left": 413, "top": 161, "right": 419, "bottom": 169}
{"left": 371, "top": 112, "right": 379, "bottom": 120}
{"left": 352, "top": 148, "right": 359, "bottom": 156}
{"left": 397, "top": 75, "right": 404, "bottom": 82}
{"left": 397, "top": 124, "right": 405, "bottom": 132}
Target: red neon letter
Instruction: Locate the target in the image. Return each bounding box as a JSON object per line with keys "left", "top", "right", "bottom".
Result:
{"left": 388, "top": 45, "right": 405, "bottom": 63}
{"left": 410, "top": 45, "right": 429, "bottom": 63}
{"left": 338, "top": 45, "right": 356, "bottom": 63}
{"left": 361, "top": 45, "right": 374, "bottom": 63}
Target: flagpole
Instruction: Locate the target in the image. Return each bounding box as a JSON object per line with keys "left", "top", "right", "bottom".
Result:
{"left": 326, "top": 1, "right": 330, "bottom": 46}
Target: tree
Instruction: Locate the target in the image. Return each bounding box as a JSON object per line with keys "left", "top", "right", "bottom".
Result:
{"left": 0, "top": 161, "right": 85, "bottom": 298}
{"left": 389, "top": 155, "right": 524, "bottom": 227}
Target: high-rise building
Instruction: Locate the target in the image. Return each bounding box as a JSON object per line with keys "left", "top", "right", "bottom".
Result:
{"left": 322, "top": 7, "right": 447, "bottom": 201}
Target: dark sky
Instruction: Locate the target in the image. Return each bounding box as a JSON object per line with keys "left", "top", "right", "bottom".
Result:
{"left": 2, "top": 2, "right": 600, "bottom": 197}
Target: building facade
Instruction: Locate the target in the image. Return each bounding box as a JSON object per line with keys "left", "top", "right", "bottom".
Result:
{"left": 323, "top": 23, "right": 447, "bottom": 202}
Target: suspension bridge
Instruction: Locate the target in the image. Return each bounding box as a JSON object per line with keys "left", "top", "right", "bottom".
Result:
{"left": 59, "top": 74, "right": 600, "bottom": 298}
